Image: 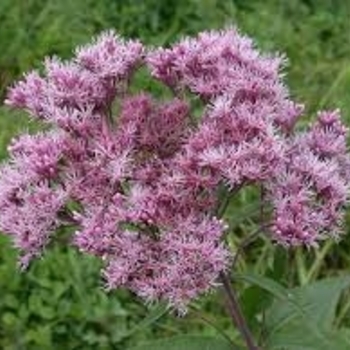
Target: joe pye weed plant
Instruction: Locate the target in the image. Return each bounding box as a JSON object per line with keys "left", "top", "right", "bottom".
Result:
{"left": 1, "top": 27, "right": 350, "bottom": 349}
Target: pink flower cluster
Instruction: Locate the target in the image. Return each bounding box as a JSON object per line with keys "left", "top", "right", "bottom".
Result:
{"left": 268, "top": 109, "right": 350, "bottom": 245}
{"left": 1, "top": 28, "right": 350, "bottom": 311}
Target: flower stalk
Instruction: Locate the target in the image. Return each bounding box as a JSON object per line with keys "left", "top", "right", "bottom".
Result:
{"left": 220, "top": 272, "right": 260, "bottom": 350}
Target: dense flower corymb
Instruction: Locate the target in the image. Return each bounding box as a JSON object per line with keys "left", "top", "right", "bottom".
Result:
{"left": 1, "top": 28, "right": 350, "bottom": 311}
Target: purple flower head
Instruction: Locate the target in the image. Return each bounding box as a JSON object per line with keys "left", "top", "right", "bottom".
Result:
{"left": 1, "top": 28, "right": 350, "bottom": 311}
{"left": 5, "top": 71, "right": 48, "bottom": 117}
{"left": 8, "top": 131, "right": 66, "bottom": 179}
{"left": 75, "top": 30, "right": 144, "bottom": 81}
{"left": 267, "top": 110, "right": 350, "bottom": 246}
{"left": 147, "top": 29, "right": 283, "bottom": 99}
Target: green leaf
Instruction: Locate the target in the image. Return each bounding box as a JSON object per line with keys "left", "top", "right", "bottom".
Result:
{"left": 264, "top": 327, "right": 350, "bottom": 350}
{"left": 233, "top": 272, "right": 295, "bottom": 302}
{"left": 127, "top": 335, "right": 239, "bottom": 350}
{"left": 115, "top": 304, "right": 168, "bottom": 342}
{"left": 264, "top": 275, "right": 350, "bottom": 350}
{"left": 241, "top": 285, "right": 272, "bottom": 324}
{"left": 266, "top": 275, "right": 350, "bottom": 332}
{"left": 338, "top": 329, "right": 350, "bottom": 346}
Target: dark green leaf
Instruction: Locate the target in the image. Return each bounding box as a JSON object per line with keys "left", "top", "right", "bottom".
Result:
{"left": 233, "top": 272, "right": 295, "bottom": 302}
{"left": 241, "top": 285, "right": 272, "bottom": 326}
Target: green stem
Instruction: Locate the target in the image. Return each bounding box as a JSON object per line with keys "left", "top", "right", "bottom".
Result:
{"left": 335, "top": 292, "right": 350, "bottom": 327}
{"left": 231, "top": 224, "right": 268, "bottom": 268}
{"left": 296, "top": 248, "right": 308, "bottom": 286}
{"left": 305, "top": 241, "right": 334, "bottom": 283}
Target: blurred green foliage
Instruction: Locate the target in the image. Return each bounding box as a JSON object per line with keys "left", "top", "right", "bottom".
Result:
{"left": 1, "top": 0, "right": 350, "bottom": 349}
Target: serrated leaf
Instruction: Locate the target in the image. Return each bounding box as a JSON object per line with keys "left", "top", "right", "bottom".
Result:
{"left": 266, "top": 275, "right": 350, "bottom": 332}
{"left": 127, "top": 335, "right": 239, "bottom": 350}
{"left": 265, "top": 275, "right": 350, "bottom": 350}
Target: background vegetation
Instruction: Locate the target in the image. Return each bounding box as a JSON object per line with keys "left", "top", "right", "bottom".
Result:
{"left": 1, "top": 0, "right": 350, "bottom": 349}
